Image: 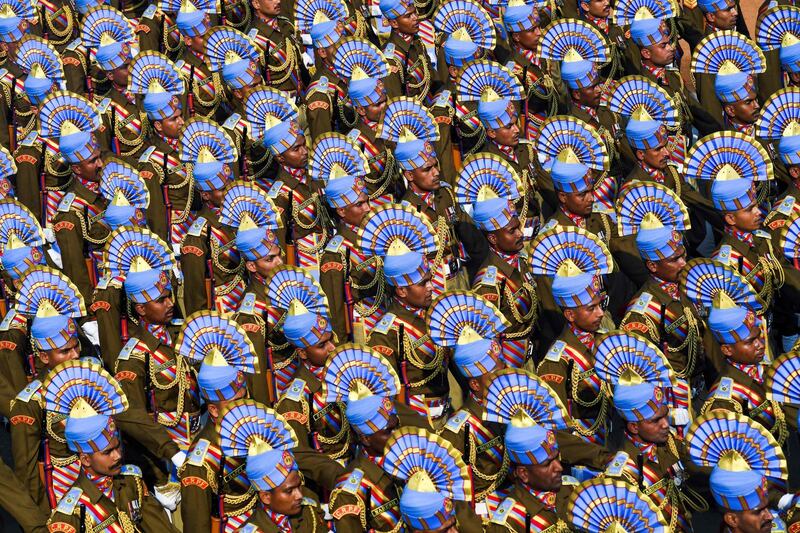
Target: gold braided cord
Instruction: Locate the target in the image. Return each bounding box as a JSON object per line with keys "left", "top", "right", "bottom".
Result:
{"left": 328, "top": 489, "right": 368, "bottom": 530}
{"left": 43, "top": 4, "right": 74, "bottom": 43}
{"left": 113, "top": 111, "right": 149, "bottom": 151}
{"left": 210, "top": 236, "right": 245, "bottom": 276}
{"left": 401, "top": 330, "right": 446, "bottom": 388}
{"left": 266, "top": 40, "right": 298, "bottom": 86}
{"left": 149, "top": 355, "right": 190, "bottom": 427}
{"left": 45, "top": 151, "right": 73, "bottom": 178}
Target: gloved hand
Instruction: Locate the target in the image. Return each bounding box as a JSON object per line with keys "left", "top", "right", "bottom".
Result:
{"left": 153, "top": 482, "right": 181, "bottom": 512}
{"left": 670, "top": 408, "right": 690, "bottom": 427}
{"left": 171, "top": 450, "right": 187, "bottom": 470}
{"left": 47, "top": 248, "right": 63, "bottom": 268}
{"left": 80, "top": 321, "right": 100, "bottom": 347}
{"left": 43, "top": 228, "right": 56, "bottom": 244}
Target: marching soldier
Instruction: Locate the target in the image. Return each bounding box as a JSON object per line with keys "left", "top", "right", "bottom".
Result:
{"left": 44, "top": 360, "right": 178, "bottom": 532}
{"left": 244, "top": 0, "right": 305, "bottom": 96}
{"left": 176, "top": 311, "right": 260, "bottom": 532}
{"left": 0, "top": 0, "right": 37, "bottom": 150}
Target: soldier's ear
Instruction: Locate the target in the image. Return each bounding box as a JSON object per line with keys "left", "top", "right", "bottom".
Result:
{"left": 79, "top": 453, "right": 92, "bottom": 469}
{"left": 395, "top": 286, "right": 409, "bottom": 299}
{"left": 486, "top": 232, "right": 497, "bottom": 247}
{"left": 790, "top": 165, "right": 800, "bottom": 180}
{"left": 626, "top": 421, "right": 639, "bottom": 436}
{"left": 335, "top": 206, "right": 347, "bottom": 219}
{"left": 258, "top": 491, "right": 272, "bottom": 508}
{"left": 720, "top": 343, "right": 734, "bottom": 358}
{"left": 133, "top": 303, "right": 146, "bottom": 318}
{"left": 245, "top": 261, "right": 258, "bottom": 274}
{"left": 486, "top": 128, "right": 496, "bottom": 140}
{"left": 645, "top": 260, "right": 658, "bottom": 275}
{"left": 513, "top": 465, "right": 530, "bottom": 484}
{"left": 640, "top": 47, "right": 651, "bottom": 60}
{"left": 563, "top": 308, "right": 576, "bottom": 323}
{"left": 207, "top": 402, "right": 219, "bottom": 420}
{"left": 722, "top": 211, "right": 737, "bottom": 228}
{"left": 722, "top": 103, "right": 735, "bottom": 119}
{"left": 467, "top": 378, "right": 481, "bottom": 395}
{"left": 722, "top": 511, "right": 738, "bottom": 530}
{"left": 634, "top": 149, "right": 645, "bottom": 162}
{"left": 153, "top": 120, "right": 164, "bottom": 135}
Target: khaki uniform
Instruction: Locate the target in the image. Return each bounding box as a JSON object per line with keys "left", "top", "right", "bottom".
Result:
{"left": 328, "top": 455, "right": 403, "bottom": 533}
{"left": 12, "top": 131, "right": 72, "bottom": 225}
{"left": 0, "top": 310, "right": 31, "bottom": 417}
{"left": 61, "top": 38, "right": 112, "bottom": 99}
{"left": 348, "top": 119, "right": 398, "bottom": 205}
{"left": 47, "top": 467, "right": 178, "bottom": 533}
{"left": 247, "top": 16, "right": 305, "bottom": 96}
{"left": 176, "top": 48, "right": 226, "bottom": 121}
{"left": 485, "top": 478, "right": 576, "bottom": 532}
{"left": 36, "top": 0, "right": 79, "bottom": 53}
{"left": 97, "top": 87, "right": 150, "bottom": 163}
{"left": 237, "top": 491, "right": 326, "bottom": 532}
{"left": 305, "top": 61, "right": 356, "bottom": 141}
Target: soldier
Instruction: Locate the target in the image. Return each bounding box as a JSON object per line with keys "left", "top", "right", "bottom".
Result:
{"left": 457, "top": 154, "right": 537, "bottom": 366}
{"left": 427, "top": 291, "right": 509, "bottom": 527}
{"left": 269, "top": 269, "right": 350, "bottom": 490}
{"left": 174, "top": 0, "right": 226, "bottom": 120}
{"left": 43, "top": 360, "right": 178, "bottom": 532}
{"left": 331, "top": 37, "right": 396, "bottom": 205}
{"left": 617, "top": 182, "right": 704, "bottom": 416}
{"left": 685, "top": 412, "right": 788, "bottom": 533}
{"left": 103, "top": 227, "right": 194, "bottom": 506}
{"left": 566, "top": 477, "right": 669, "bottom": 530}
{"left": 79, "top": 7, "right": 145, "bottom": 160}
{"left": 218, "top": 399, "right": 327, "bottom": 531}
{"left": 35, "top": 0, "right": 78, "bottom": 53}
{"left": 595, "top": 330, "right": 706, "bottom": 530}
{"left": 310, "top": 133, "right": 380, "bottom": 342}
{"left": 692, "top": 31, "right": 764, "bottom": 135}
{"left": 688, "top": 260, "right": 795, "bottom": 446}
{"left": 37, "top": 91, "right": 107, "bottom": 303}
{"left": 248, "top": 87, "right": 331, "bottom": 271}
{"left": 178, "top": 117, "right": 242, "bottom": 315}
{"left": 756, "top": 6, "right": 800, "bottom": 103}
{"left": 380, "top": 97, "right": 471, "bottom": 294}
{"left": 483, "top": 370, "right": 576, "bottom": 532}
{"left": 363, "top": 204, "right": 452, "bottom": 425}
{"left": 244, "top": 0, "right": 304, "bottom": 96}
{"left": 382, "top": 428, "right": 472, "bottom": 532}
{"left": 218, "top": 182, "right": 286, "bottom": 402}
{"left": 176, "top": 311, "right": 261, "bottom": 532}
{"left": 10, "top": 268, "right": 86, "bottom": 510}
{"left": 324, "top": 347, "right": 426, "bottom": 532}
{"left": 0, "top": 0, "right": 37, "bottom": 150}
{"left": 532, "top": 226, "right": 614, "bottom": 447}
{"left": 457, "top": 59, "right": 543, "bottom": 241}
{"left": 295, "top": 0, "right": 354, "bottom": 140}
{"left": 129, "top": 51, "right": 192, "bottom": 246}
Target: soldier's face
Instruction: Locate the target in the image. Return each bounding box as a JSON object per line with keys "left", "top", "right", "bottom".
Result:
{"left": 512, "top": 26, "right": 542, "bottom": 51}
{"left": 724, "top": 494, "right": 772, "bottom": 533}
{"left": 361, "top": 413, "right": 399, "bottom": 455}
{"left": 39, "top": 336, "right": 81, "bottom": 370}
{"left": 73, "top": 148, "right": 104, "bottom": 182}
{"left": 517, "top": 449, "right": 563, "bottom": 491}
{"left": 81, "top": 436, "right": 123, "bottom": 477}
{"left": 337, "top": 192, "right": 371, "bottom": 226}
{"left": 647, "top": 244, "right": 686, "bottom": 283}
{"left": 580, "top": 0, "right": 610, "bottom": 18}
{"left": 406, "top": 156, "right": 441, "bottom": 192}
{"left": 725, "top": 201, "right": 763, "bottom": 233}
{"left": 706, "top": 3, "right": 738, "bottom": 31}
{"left": 725, "top": 90, "right": 760, "bottom": 125}
{"left": 558, "top": 188, "right": 594, "bottom": 217}
{"left": 249, "top": 244, "right": 284, "bottom": 277}
{"left": 630, "top": 403, "right": 670, "bottom": 445}
{"left": 565, "top": 292, "right": 606, "bottom": 332}
{"left": 488, "top": 115, "right": 520, "bottom": 147}
{"left": 359, "top": 87, "right": 387, "bottom": 122}
{"left": 572, "top": 80, "right": 602, "bottom": 108}
{"left": 277, "top": 135, "right": 308, "bottom": 169}
{"left": 643, "top": 38, "right": 675, "bottom": 67}
{"left": 299, "top": 331, "right": 335, "bottom": 367}
{"left": 637, "top": 139, "right": 670, "bottom": 170}
{"left": 391, "top": 6, "right": 420, "bottom": 35}
{"left": 261, "top": 471, "right": 304, "bottom": 516}
{"left": 157, "top": 108, "right": 185, "bottom": 140}
{"left": 469, "top": 354, "right": 505, "bottom": 399}
{"left": 253, "top": 0, "right": 281, "bottom": 17}
{"left": 397, "top": 271, "right": 433, "bottom": 309}
{"left": 106, "top": 60, "right": 131, "bottom": 88}
{"left": 489, "top": 216, "right": 524, "bottom": 254}
{"left": 135, "top": 289, "right": 174, "bottom": 325}
{"left": 722, "top": 325, "right": 765, "bottom": 365}
{"left": 201, "top": 184, "right": 227, "bottom": 208}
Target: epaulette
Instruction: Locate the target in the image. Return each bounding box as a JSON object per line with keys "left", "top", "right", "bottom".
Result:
{"left": 96, "top": 273, "right": 111, "bottom": 290}
{"left": 118, "top": 337, "right": 141, "bottom": 361}
{"left": 593, "top": 203, "right": 614, "bottom": 215}
{"left": 308, "top": 76, "right": 330, "bottom": 95}
{"left": 20, "top": 130, "right": 38, "bottom": 146}
{"left": 384, "top": 43, "right": 396, "bottom": 59}
{"left": 267, "top": 180, "right": 283, "bottom": 199}
{"left": 777, "top": 195, "right": 795, "bottom": 216}
{"left": 443, "top": 409, "right": 470, "bottom": 434}
{"left": 247, "top": 28, "right": 260, "bottom": 41}
{"left": 545, "top": 340, "right": 567, "bottom": 362}
{"left": 120, "top": 465, "right": 142, "bottom": 477}
{"left": 489, "top": 497, "right": 518, "bottom": 525}
{"left": 561, "top": 475, "right": 579, "bottom": 486}
{"left": 541, "top": 218, "right": 559, "bottom": 232}
{"left": 433, "top": 90, "right": 451, "bottom": 108}
{"left": 0, "top": 309, "right": 17, "bottom": 330}
{"left": 170, "top": 318, "right": 184, "bottom": 327}
{"left": 15, "top": 380, "right": 41, "bottom": 403}
{"left": 223, "top": 113, "right": 242, "bottom": 130}
{"left": 284, "top": 378, "right": 306, "bottom": 402}
{"left": 629, "top": 292, "right": 653, "bottom": 314}
{"left": 605, "top": 451, "right": 629, "bottom": 478}
{"left": 57, "top": 192, "right": 76, "bottom": 213}
{"left": 187, "top": 216, "right": 208, "bottom": 237}
{"left": 715, "top": 245, "right": 733, "bottom": 266}
{"left": 325, "top": 235, "right": 344, "bottom": 253}
{"left": 373, "top": 313, "right": 396, "bottom": 335}
{"left": 66, "top": 38, "right": 82, "bottom": 52}
{"left": 754, "top": 229, "right": 770, "bottom": 239}
{"left": 301, "top": 496, "right": 318, "bottom": 507}
{"left": 187, "top": 439, "right": 210, "bottom": 466}
{"left": 338, "top": 468, "right": 364, "bottom": 494}
{"left": 276, "top": 15, "right": 294, "bottom": 29}
{"left": 477, "top": 265, "right": 498, "bottom": 287}
{"left": 142, "top": 4, "right": 158, "bottom": 18}
{"left": 238, "top": 293, "right": 257, "bottom": 315}
{"left": 139, "top": 145, "right": 157, "bottom": 163}
{"left": 174, "top": 59, "right": 185, "bottom": 72}
{"left": 347, "top": 128, "right": 361, "bottom": 142}
{"left": 56, "top": 487, "right": 83, "bottom": 515}
{"left": 96, "top": 98, "right": 111, "bottom": 115}
{"left": 712, "top": 377, "right": 734, "bottom": 401}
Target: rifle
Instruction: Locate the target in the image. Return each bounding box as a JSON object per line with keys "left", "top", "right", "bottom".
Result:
{"left": 239, "top": 123, "right": 248, "bottom": 178}
{"left": 187, "top": 64, "right": 196, "bottom": 117}
{"left": 161, "top": 152, "right": 173, "bottom": 238}
{"left": 8, "top": 78, "right": 16, "bottom": 152}
{"left": 343, "top": 247, "right": 354, "bottom": 340}
{"left": 214, "top": 454, "right": 227, "bottom": 533}
{"left": 110, "top": 104, "right": 120, "bottom": 156}
{"left": 41, "top": 408, "right": 57, "bottom": 509}
{"left": 285, "top": 189, "right": 296, "bottom": 266}
{"left": 398, "top": 323, "right": 410, "bottom": 405}
{"left": 265, "top": 317, "right": 276, "bottom": 405}
{"left": 38, "top": 143, "right": 47, "bottom": 227}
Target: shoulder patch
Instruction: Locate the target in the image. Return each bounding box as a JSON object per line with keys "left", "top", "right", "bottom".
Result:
{"left": 561, "top": 474, "right": 579, "bottom": 486}
{"left": 15, "top": 379, "right": 41, "bottom": 403}
{"left": 138, "top": 145, "right": 157, "bottom": 163}
{"left": 118, "top": 337, "right": 140, "bottom": 361}
{"left": 545, "top": 340, "right": 567, "bottom": 362}
{"left": 301, "top": 496, "right": 318, "bottom": 507}
{"left": 629, "top": 292, "right": 653, "bottom": 314}
{"left": 325, "top": 235, "right": 344, "bottom": 253}
{"left": 338, "top": 468, "right": 364, "bottom": 494}
{"left": 478, "top": 265, "right": 498, "bottom": 287}
{"left": 120, "top": 464, "right": 142, "bottom": 477}
{"left": 188, "top": 439, "right": 210, "bottom": 466}
{"left": 66, "top": 38, "right": 82, "bottom": 51}
{"left": 384, "top": 43, "right": 396, "bottom": 58}
{"left": 142, "top": 4, "right": 157, "bottom": 18}
{"left": 57, "top": 192, "right": 76, "bottom": 212}
{"left": 56, "top": 487, "right": 82, "bottom": 515}
{"left": 96, "top": 274, "right": 111, "bottom": 290}
{"left": 605, "top": 451, "right": 630, "bottom": 477}
{"left": 21, "top": 130, "right": 38, "bottom": 146}
{"left": 715, "top": 245, "right": 733, "bottom": 266}
{"left": 238, "top": 293, "right": 257, "bottom": 315}
{"left": 284, "top": 378, "right": 306, "bottom": 402}
{"left": 96, "top": 98, "right": 111, "bottom": 115}
{"left": 346, "top": 128, "right": 361, "bottom": 142}
{"left": 541, "top": 218, "right": 559, "bottom": 232}
{"left": 489, "top": 497, "right": 518, "bottom": 525}
{"left": 314, "top": 76, "right": 329, "bottom": 93}
{"left": 434, "top": 90, "right": 451, "bottom": 108}
{"left": 777, "top": 195, "right": 795, "bottom": 216}
{"left": 444, "top": 410, "right": 470, "bottom": 433}
{"left": 373, "top": 313, "right": 396, "bottom": 335}
{"left": 0, "top": 309, "right": 17, "bottom": 330}
{"left": 753, "top": 229, "right": 770, "bottom": 239}
{"left": 187, "top": 216, "right": 208, "bottom": 237}
{"left": 267, "top": 180, "right": 283, "bottom": 199}
{"left": 247, "top": 28, "right": 259, "bottom": 40}
{"left": 223, "top": 113, "right": 242, "bottom": 130}
{"left": 713, "top": 377, "right": 734, "bottom": 401}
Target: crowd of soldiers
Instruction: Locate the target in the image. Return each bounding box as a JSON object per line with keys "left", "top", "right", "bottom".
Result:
{"left": 0, "top": 0, "right": 799, "bottom": 530}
